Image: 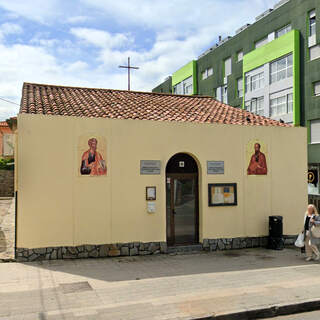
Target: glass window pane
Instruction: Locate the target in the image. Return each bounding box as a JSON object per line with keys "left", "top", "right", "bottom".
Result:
{"left": 277, "top": 70, "right": 286, "bottom": 81}
{"left": 287, "top": 54, "right": 293, "bottom": 66}
{"left": 259, "top": 76, "right": 264, "bottom": 88}
{"left": 277, "top": 57, "right": 286, "bottom": 70}
{"left": 287, "top": 93, "right": 293, "bottom": 113}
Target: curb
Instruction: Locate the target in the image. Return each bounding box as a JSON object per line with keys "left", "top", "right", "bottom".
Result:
{"left": 196, "top": 299, "right": 320, "bottom": 319}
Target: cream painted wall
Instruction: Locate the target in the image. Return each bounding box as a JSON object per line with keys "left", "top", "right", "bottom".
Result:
{"left": 17, "top": 113, "right": 307, "bottom": 248}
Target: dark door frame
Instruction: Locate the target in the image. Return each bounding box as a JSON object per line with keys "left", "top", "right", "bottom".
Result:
{"left": 166, "top": 172, "right": 199, "bottom": 246}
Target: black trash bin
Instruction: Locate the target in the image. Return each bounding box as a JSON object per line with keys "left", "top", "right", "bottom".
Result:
{"left": 268, "top": 215, "right": 284, "bottom": 250}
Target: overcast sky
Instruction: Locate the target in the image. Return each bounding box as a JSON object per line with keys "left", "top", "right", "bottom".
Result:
{"left": 0, "top": 0, "right": 279, "bottom": 120}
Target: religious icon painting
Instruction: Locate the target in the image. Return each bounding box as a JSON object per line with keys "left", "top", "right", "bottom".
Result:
{"left": 246, "top": 140, "right": 268, "bottom": 175}
{"left": 78, "top": 135, "right": 107, "bottom": 176}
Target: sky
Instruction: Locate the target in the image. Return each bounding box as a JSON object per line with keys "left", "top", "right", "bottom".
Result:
{"left": 0, "top": 0, "right": 280, "bottom": 120}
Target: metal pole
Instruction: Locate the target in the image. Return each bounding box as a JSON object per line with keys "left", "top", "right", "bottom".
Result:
{"left": 118, "top": 57, "right": 139, "bottom": 91}
{"left": 128, "top": 57, "right": 130, "bottom": 91}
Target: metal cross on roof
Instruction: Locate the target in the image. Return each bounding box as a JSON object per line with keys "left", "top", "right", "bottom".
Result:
{"left": 119, "top": 57, "right": 139, "bottom": 91}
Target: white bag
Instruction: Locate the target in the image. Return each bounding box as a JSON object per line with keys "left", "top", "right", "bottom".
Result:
{"left": 311, "top": 225, "right": 320, "bottom": 238}
{"left": 295, "top": 232, "right": 305, "bottom": 248}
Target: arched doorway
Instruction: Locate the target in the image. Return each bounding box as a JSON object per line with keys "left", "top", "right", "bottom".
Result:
{"left": 166, "top": 153, "right": 199, "bottom": 246}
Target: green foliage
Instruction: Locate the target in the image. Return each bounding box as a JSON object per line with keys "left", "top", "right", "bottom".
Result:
{"left": 0, "top": 158, "right": 14, "bottom": 170}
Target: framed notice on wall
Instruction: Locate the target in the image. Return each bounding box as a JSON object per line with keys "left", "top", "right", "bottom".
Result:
{"left": 146, "top": 186, "right": 156, "bottom": 201}
{"left": 208, "top": 183, "right": 237, "bottom": 207}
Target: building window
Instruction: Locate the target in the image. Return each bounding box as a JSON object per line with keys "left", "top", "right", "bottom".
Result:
{"left": 270, "top": 54, "right": 293, "bottom": 84}
{"left": 216, "top": 86, "right": 222, "bottom": 101}
{"left": 183, "top": 76, "right": 193, "bottom": 95}
{"left": 173, "top": 76, "right": 193, "bottom": 95}
{"left": 237, "top": 51, "right": 243, "bottom": 62}
{"left": 287, "top": 93, "right": 293, "bottom": 113}
{"left": 245, "top": 71, "right": 264, "bottom": 92}
{"left": 310, "top": 10, "right": 316, "bottom": 37}
{"left": 222, "top": 85, "right": 228, "bottom": 103}
{"left": 245, "top": 74, "right": 250, "bottom": 93}
{"left": 251, "top": 72, "right": 264, "bottom": 91}
{"left": 311, "top": 119, "right": 320, "bottom": 144}
{"left": 255, "top": 37, "right": 268, "bottom": 49}
{"left": 237, "top": 78, "right": 243, "bottom": 98}
{"left": 275, "top": 24, "right": 292, "bottom": 38}
{"left": 252, "top": 97, "right": 264, "bottom": 115}
{"left": 245, "top": 97, "right": 264, "bottom": 116}
{"left": 224, "top": 57, "right": 232, "bottom": 77}
{"left": 310, "top": 45, "right": 320, "bottom": 61}
{"left": 270, "top": 93, "right": 293, "bottom": 117}
{"left": 314, "top": 82, "right": 320, "bottom": 96}
{"left": 201, "top": 67, "right": 213, "bottom": 80}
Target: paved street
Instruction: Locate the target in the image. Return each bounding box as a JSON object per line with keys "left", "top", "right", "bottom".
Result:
{"left": 1, "top": 247, "right": 320, "bottom": 319}
{"left": 272, "top": 310, "right": 320, "bottom": 319}
{"left": 0, "top": 197, "right": 14, "bottom": 260}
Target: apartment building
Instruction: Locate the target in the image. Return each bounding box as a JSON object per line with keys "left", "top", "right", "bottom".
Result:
{"left": 152, "top": 0, "right": 320, "bottom": 195}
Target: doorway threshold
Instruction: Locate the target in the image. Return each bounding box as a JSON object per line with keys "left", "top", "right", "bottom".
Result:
{"left": 167, "top": 244, "right": 202, "bottom": 254}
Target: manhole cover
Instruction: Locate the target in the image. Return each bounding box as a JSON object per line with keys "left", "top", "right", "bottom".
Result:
{"left": 59, "top": 281, "right": 92, "bottom": 294}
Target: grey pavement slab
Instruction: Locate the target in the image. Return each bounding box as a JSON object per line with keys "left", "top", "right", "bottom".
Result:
{"left": 0, "top": 197, "right": 15, "bottom": 260}
{"left": 1, "top": 247, "right": 320, "bottom": 319}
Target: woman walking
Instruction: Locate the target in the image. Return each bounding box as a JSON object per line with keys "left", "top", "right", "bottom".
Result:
{"left": 304, "top": 204, "right": 320, "bottom": 261}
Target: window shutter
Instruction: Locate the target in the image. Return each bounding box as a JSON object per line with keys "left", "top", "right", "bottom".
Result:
{"left": 314, "top": 82, "right": 320, "bottom": 96}
{"left": 225, "top": 58, "right": 232, "bottom": 77}
{"left": 311, "top": 120, "right": 320, "bottom": 144}
{"left": 310, "top": 45, "right": 320, "bottom": 61}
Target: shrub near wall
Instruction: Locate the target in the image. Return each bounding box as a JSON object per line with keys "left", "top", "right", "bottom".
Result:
{"left": 0, "top": 158, "right": 14, "bottom": 197}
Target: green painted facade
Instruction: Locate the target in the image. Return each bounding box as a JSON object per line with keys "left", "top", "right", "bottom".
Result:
{"left": 172, "top": 60, "right": 197, "bottom": 95}
{"left": 242, "top": 30, "right": 300, "bottom": 126}
{"left": 152, "top": 0, "right": 320, "bottom": 164}
{"left": 152, "top": 76, "right": 172, "bottom": 94}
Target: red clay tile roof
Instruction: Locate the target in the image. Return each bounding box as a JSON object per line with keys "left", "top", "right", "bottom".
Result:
{"left": 20, "top": 82, "right": 291, "bottom": 127}
{"left": 0, "top": 121, "right": 9, "bottom": 127}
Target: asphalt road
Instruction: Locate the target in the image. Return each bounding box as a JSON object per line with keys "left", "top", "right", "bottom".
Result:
{"left": 272, "top": 310, "right": 320, "bottom": 319}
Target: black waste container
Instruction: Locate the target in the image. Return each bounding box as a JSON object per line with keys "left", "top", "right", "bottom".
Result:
{"left": 269, "top": 216, "right": 283, "bottom": 237}
{"left": 268, "top": 215, "right": 284, "bottom": 250}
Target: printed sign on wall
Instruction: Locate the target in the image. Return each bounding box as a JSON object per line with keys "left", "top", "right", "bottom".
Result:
{"left": 140, "top": 160, "right": 161, "bottom": 175}
{"left": 246, "top": 140, "right": 268, "bottom": 175}
{"left": 207, "top": 161, "right": 224, "bottom": 174}
{"left": 78, "top": 135, "right": 107, "bottom": 176}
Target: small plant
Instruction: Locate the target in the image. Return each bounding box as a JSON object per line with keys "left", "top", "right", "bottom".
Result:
{"left": 0, "top": 158, "right": 14, "bottom": 170}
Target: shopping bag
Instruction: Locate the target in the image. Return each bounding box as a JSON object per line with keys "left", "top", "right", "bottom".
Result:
{"left": 311, "top": 225, "right": 320, "bottom": 238}
{"left": 295, "top": 232, "right": 305, "bottom": 248}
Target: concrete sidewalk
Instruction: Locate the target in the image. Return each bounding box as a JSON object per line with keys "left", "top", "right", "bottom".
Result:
{"left": 0, "top": 247, "right": 320, "bottom": 320}
{"left": 0, "top": 197, "right": 15, "bottom": 260}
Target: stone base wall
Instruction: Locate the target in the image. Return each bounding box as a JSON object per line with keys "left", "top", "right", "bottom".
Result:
{"left": 16, "top": 242, "right": 168, "bottom": 262}
{"left": 15, "top": 235, "right": 297, "bottom": 262}
{"left": 202, "top": 235, "right": 296, "bottom": 251}
{"left": 0, "top": 170, "right": 14, "bottom": 197}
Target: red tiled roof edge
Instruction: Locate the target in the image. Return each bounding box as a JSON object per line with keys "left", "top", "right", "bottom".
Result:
{"left": 19, "top": 82, "right": 292, "bottom": 128}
